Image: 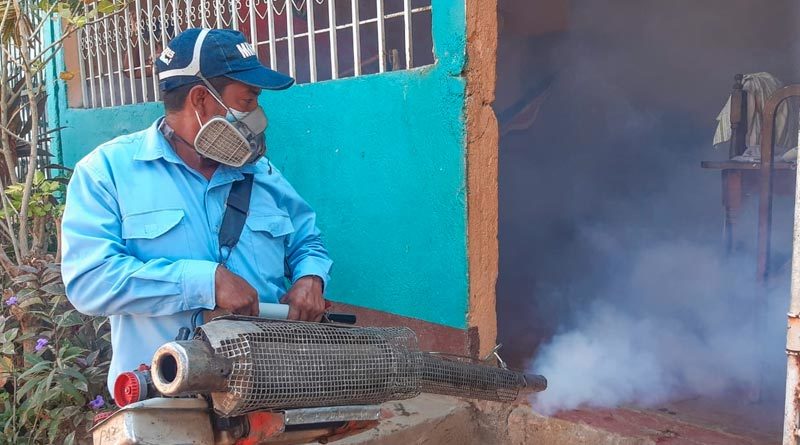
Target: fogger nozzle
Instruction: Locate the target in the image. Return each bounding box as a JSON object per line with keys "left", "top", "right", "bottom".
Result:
{"left": 151, "top": 340, "right": 232, "bottom": 396}
{"left": 524, "top": 374, "right": 548, "bottom": 392}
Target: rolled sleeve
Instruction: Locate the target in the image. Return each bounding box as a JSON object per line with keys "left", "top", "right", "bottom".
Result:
{"left": 291, "top": 256, "right": 333, "bottom": 291}
{"left": 181, "top": 260, "right": 219, "bottom": 310}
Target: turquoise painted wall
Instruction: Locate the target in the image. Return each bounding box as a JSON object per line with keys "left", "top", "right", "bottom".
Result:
{"left": 56, "top": 0, "right": 469, "bottom": 328}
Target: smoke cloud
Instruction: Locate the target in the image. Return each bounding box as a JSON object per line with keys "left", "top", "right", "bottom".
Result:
{"left": 529, "top": 234, "right": 789, "bottom": 415}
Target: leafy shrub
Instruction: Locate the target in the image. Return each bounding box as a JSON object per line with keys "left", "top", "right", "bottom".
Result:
{"left": 0, "top": 258, "right": 111, "bottom": 445}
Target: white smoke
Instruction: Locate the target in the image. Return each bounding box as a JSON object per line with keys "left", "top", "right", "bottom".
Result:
{"left": 529, "top": 232, "right": 789, "bottom": 415}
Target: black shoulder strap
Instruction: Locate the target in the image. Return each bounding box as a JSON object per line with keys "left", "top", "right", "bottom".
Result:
{"left": 218, "top": 173, "right": 254, "bottom": 265}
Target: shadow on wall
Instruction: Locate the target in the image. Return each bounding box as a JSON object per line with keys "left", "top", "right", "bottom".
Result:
{"left": 495, "top": 0, "right": 800, "bottom": 401}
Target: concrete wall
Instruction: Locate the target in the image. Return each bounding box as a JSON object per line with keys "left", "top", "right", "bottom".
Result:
{"left": 54, "top": 1, "right": 486, "bottom": 331}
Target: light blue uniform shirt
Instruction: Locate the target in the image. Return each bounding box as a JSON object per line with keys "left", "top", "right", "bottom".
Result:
{"left": 61, "top": 118, "right": 333, "bottom": 392}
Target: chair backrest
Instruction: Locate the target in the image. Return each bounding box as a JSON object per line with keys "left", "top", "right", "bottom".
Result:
{"left": 728, "top": 73, "right": 748, "bottom": 159}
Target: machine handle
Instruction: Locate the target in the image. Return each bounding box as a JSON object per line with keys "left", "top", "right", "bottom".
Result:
{"left": 258, "top": 302, "right": 356, "bottom": 324}
{"left": 258, "top": 302, "right": 290, "bottom": 319}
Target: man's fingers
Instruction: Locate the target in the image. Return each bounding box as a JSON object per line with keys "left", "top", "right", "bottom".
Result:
{"left": 311, "top": 301, "right": 324, "bottom": 322}
{"left": 307, "top": 300, "right": 321, "bottom": 321}
{"left": 287, "top": 303, "right": 300, "bottom": 321}
{"left": 250, "top": 297, "right": 260, "bottom": 317}
{"left": 298, "top": 307, "right": 310, "bottom": 322}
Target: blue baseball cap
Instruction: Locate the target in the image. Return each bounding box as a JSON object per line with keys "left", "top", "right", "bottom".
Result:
{"left": 155, "top": 28, "right": 294, "bottom": 92}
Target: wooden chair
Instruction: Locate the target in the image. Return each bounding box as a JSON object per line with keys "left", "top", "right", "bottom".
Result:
{"left": 701, "top": 75, "right": 800, "bottom": 286}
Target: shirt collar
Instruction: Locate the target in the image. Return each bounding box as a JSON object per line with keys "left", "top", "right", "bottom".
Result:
{"left": 133, "top": 117, "right": 182, "bottom": 163}
{"left": 134, "top": 117, "right": 259, "bottom": 176}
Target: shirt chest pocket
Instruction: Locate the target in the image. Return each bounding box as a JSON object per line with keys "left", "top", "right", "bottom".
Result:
{"left": 244, "top": 213, "right": 295, "bottom": 278}
{"left": 121, "top": 209, "right": 189, "bottom": 261}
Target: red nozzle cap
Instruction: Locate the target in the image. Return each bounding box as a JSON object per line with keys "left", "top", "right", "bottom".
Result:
{"left": 113, "top": 371, "right": 143, "bottom": 407}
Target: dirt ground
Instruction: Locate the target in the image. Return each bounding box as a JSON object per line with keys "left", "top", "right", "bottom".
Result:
{"left": 330, "top": 391, "right": 783, "bottom": 445}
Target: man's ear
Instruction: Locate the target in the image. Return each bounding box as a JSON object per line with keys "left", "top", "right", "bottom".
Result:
{"left": 187, "top": 85, "right": 211, "bottom": 119}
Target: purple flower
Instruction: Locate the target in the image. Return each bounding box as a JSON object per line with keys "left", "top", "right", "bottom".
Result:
{"left": 88, "top": 395, "right": 105, "bottom": 410}
{"left": 34, "top": 337, "right": 48, "bottom": 351}
{"left": 5, "top": 296, "right": 17, "bottom": 306}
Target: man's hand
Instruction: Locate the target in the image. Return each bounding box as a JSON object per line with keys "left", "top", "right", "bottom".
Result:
{"left": 214, "top": 265, "right": 259, "bottom": 316}
{"left": 280, "top": 276, "right": 325, "bottom": 321}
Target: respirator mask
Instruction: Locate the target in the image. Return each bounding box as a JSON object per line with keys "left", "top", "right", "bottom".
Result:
{"left": 193, "top": 79, "right": 269, "bottom": 168}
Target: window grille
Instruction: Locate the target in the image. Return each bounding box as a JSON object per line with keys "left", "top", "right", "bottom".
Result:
{"left": 2, "top": 23, "right": 52, "bottom": 181}
{"left": 75, "top": 0, "right": 433, "bottom": 108}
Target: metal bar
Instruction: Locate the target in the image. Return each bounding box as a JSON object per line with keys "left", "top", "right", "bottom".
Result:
{"left": 134, "top": 0, "right": 149, "bottom": 100}
{"left": 248, "top": 0, "right": 257, "bottom": 47}
{"left": 782, "top": 88, "right": 800, "bottom": 445}
{"left": 154, "top": 0, "right": 168, "bottom": 99}
{"left": 786, "top": 150, "right": 800, "bottom": 445}
{"left": 146, "top": 0, "right": 159, "bottom": 100}
{"left": 76, "top": 27, "right": 89, "bottom": 107}
{"left": 113, "top": 15, "right": 126, "bottom": 104}
{"left": 286, "top": 0, "right": 295, "bottom": 78}
{"left": 214, "top": 0, "right": 223, "bottom": 28}
{"left": 125, "top": 6, "right": 139, "bottom": 102}
{"left": 266, "top": 0, "right": 277, "bottom": 69}
{"left": 784, "top": 328, "right": 800, "bottom": 444}
{"left": 172, "top": 0, "right": 180, "bottom": 34}
{"left": 172, "top": 0, "right": 181, "bottom": 33}
{"left": 327, "top": 0, "right": 337, "bottom": 79}
{"left": 159, "top": 0, "right": 168, "bottom": 42}
{"left": 306, "top": 0, "right": 316, "bottom": 82}
{"left": 230, "top": 0, "right": 239, "bottom": 30}
{"left": 200, "top": 0, "right": 208, "bottom": 28}
{"left": 283, "top": 406, "right": 382, "bottom": 425}
{"left": 103, "top": 17, "right": 117, "bottom": 106}
{"left": 375, "top": 0, "right": 385, "bottom": 73}
{"left": 350, "top": 0, "right": 360, "bottom": 76}
{"left": 91, "top": 16, "right": 106, "bottom": 107}
{"left": 185, "top": 0, "right": 192, "bottom": 28}
{"left": 403, "top": 0, "right": 412, "bottom": 68}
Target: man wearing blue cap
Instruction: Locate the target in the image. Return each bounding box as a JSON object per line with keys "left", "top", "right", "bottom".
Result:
{"left": 61, "top": 28, "right": 333, "bottom": 393}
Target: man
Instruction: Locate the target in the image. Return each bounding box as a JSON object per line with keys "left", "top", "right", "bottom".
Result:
{"left": 61, "top": 28, "right": 332, "bottom": 393}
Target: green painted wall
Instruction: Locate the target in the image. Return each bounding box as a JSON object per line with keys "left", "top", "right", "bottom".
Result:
{"left": 56, "top": 0, "right": 469, "bottom": 328}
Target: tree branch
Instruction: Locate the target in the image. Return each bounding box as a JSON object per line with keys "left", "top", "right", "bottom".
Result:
{"left": 13, "top": 0, "right": 36, "bottom": 258}
{"left": 30, "top": 2, "right": 59, "bottom": 37}
{"left": 0, "top": 180, "right": 20, "bottom": 264}
{"left": 0, "top": 0, "right": 13, "bottom": 45}
{"left": 0, "top": 45, "right": 17, "bottom": 184}
{"left": 0, "top": 122, "right": 32, "bottom": 144}
{"left": 0, "top": 242, "right": 17, "bottom": 277}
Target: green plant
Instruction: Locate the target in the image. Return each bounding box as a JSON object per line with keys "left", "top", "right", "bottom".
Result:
{"left": 0, "top": 258, "right": 111, "bottom": 445}
{"left": 2, "top": 170, "right": 64, "bottom": 260}
{"left": 0, "top": 1, "right": 125, "bottom": 443}
{"left": 0, "top": 0, "right": 125, "bottom": 266}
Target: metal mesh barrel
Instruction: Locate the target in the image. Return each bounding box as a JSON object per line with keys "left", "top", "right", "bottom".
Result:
{"left": 199, "top": 320, "right": 422, "bottom": 416}
{"left": 152, "top": 319, "right": 545, "bottom": 417}
{"left": 419, "top": 353, "right": 526, "bottom": 402}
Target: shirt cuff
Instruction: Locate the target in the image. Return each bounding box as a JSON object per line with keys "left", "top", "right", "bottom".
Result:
{"left": 181, "top": 260, "right": 218, "bottom": 310}
{"left": 291, "top": 257, "right": 333, "bottom": 292}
